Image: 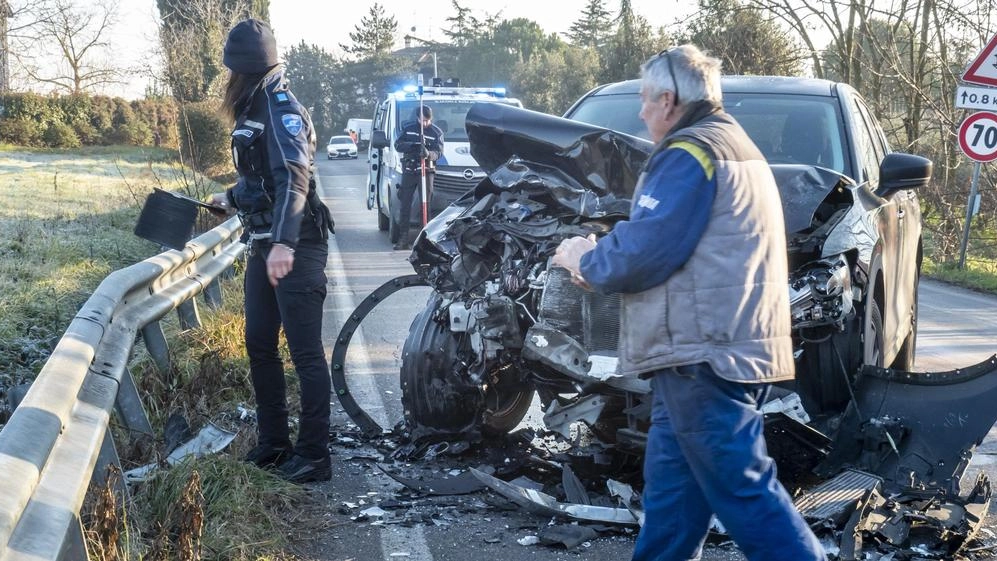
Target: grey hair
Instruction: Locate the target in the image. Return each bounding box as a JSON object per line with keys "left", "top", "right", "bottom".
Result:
{"left": 640, "top": 44, "right": 722, "bottom": 105}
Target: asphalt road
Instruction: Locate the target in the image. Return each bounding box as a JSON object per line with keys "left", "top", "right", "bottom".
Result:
{"left": 303, "top": 153, "right": 997, "bottom": 561}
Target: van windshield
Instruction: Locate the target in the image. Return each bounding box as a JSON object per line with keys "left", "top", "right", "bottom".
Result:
{"left": 397, "top": 99, "right": 521, "bottom": 142}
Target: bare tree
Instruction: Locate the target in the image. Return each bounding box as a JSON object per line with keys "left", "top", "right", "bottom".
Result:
{"left": 11, "top": 0, "right": 121, "bottom": 94}
{"left": 741, "top": 0, "right": 997, "bottom": 261}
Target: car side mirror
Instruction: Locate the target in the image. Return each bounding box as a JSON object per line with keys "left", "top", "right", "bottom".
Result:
{"left": 878, "top": 152, "right": 932, "bottom": 194}
{"left": 370, "top": 130, "right": 388, "bottom": 150}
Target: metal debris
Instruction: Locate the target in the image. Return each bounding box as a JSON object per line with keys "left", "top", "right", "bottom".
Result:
{"left": 124, "top": 422, "right": 236, "bottom": 483}
{"left": 470, "top": 468, "right": 638, "bottom": 525}
{"left": 376, "top": 463, "right": 491, "bottom": 495}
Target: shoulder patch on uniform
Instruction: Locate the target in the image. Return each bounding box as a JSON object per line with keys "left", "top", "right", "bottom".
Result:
{"left": 274, "top": 91, "right": 290, "bottom": 104}
{"left": 281, "top": 114, "right": 303, "bottom": 136}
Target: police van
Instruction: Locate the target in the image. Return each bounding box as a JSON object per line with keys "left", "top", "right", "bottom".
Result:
{"left": 366, "top": 84, "right": 522, "bottom": 243}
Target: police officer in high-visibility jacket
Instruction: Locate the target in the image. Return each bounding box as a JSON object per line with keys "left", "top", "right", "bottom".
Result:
{"left": 211, "top": 18, "right": 334, "bottom": 484}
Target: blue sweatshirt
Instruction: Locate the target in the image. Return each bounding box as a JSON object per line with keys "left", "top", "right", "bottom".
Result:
{"left": 579, "top": 144, "right": 717, "bottom": 294}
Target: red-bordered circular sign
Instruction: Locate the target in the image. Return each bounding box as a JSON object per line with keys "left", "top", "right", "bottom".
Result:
{"left": 958, "top": 111, "right": 997, "bottom": 162}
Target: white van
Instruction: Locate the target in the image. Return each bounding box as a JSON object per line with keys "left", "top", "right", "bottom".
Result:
{"left": 366, "top": 85, "right": 522, "bottom": 243}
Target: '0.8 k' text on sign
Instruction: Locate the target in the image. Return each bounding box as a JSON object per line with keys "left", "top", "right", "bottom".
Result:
{"left": 956, "top": 86, "right": 997, "bottom": 111}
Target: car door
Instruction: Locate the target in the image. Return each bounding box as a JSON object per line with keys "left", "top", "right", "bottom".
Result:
{"left": 368, "top": 100, "right": 388, "bottom": 211}
{"left": 848, "top": 94, "right": 903, "bottom": 360}
{"left": 857, "top": 98, "right": 920, "bottom": 353}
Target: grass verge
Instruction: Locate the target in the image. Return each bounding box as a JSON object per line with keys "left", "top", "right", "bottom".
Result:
{"left": 924, "top": 256, "right": 997, "bottom": 293}
{"left": 0, "top": 146, "right": 319, "bottom": 560}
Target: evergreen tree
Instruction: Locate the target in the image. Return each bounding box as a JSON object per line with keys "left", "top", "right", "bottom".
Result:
{"left": 680, "top": 0, "right": 801, "bottom": 76}
{"left": 340, "top": 3, "right": 397, "bottom": 60}
{"left": 283, "top": 41, "right": 342, "bottom": 143}
{"left": 568, "top": 0, "right": 612, "bottom": 48}
{"left": 442, "top": 0, "right": 480, "bottom": 47}
{"left": 599, "top": 0, "right": 665, "bottom": 83}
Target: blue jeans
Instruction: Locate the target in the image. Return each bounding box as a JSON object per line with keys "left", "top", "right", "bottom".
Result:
{"left": 244, "top": 239, "right": 330, "bottom": 459}
{"left": 632, "top": 363, "right": 825, "bottom": 561}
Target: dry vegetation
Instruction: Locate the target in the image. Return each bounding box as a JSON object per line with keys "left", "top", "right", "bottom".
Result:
{"left": 0, "top": 145, "right": 323, "bottom": 560}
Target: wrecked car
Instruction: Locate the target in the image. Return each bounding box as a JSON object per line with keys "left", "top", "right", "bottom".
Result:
{"left": 333, "top": 77, "right": 997, "bottom": 557}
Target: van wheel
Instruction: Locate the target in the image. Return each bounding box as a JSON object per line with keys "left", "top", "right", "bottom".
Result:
{"left": 388, "top": 213, "right": 401, "bottom": 243}
{"left": 377, "top": 209, "right": 389, "bottom": 231}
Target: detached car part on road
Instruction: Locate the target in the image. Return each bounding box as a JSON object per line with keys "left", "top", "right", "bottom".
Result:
{"left": 334, "top": 77, "right": 997, "bottom": 558}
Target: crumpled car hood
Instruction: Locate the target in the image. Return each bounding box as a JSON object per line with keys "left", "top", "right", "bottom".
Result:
{"left": 463, "top": 103, "right": 852, "bottom": 233}
{"left": 465, "top": 102, "right": 650, "bottom": 215}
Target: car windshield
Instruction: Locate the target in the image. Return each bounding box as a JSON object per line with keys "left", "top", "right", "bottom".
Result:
{"left": 566, "top": 91, "right": 848, "bottom": 175}
{"left": 397, "top": 99, "right": 521, "bottom": 143}
{"left": 329, "top": 136, "right": 354, "bottom": 145}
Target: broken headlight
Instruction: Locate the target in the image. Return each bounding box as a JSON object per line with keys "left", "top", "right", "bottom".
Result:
{"left": 788, "top": 254, "right": 854, "bottom": 329}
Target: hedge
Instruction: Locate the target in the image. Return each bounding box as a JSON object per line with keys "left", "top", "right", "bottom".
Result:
{"left": 0, "top": 92, "right": 179, "bottom": 149}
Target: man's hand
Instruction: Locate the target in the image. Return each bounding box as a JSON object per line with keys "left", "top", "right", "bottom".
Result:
{"left": 420, "top": 145, "right": 430, "bottom": 159}
{"left": 553, "top": 234, "right": 598, "bottom": 290}
{"left": 208, "top": 192, "right": 235, "bottom": 216}
{"left": 266, "top": 244, "right": 295, "bottom": 287}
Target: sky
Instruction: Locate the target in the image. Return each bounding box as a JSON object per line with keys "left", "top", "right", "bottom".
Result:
{"left": 92, "top": 0, "right": 694, "bottom": 98}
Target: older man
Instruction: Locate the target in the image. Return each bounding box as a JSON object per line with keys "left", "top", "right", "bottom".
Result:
{"left": 553, "top": 45, "right": 825, "bottom": 561}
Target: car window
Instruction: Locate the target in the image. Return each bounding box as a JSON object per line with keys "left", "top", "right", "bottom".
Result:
{"left": 328, "top": 136, "right": 354, "bottom": 145}
{"left": 724, "top": 93, "right": 848, "bottom": 175}
{"left": 848, "top": 97, "right": 880, "bottom": 183}
{"left": 565, "top": 94, "right": 650, "bottom": 139}
{"left": 396, "top": 99, "right": 522, "bottom": 142}
{"left": 565, "top": 90, "right": 850, "bottom": 176}
{"left": 855, "top": 97, "right": 889, "bottom": 160}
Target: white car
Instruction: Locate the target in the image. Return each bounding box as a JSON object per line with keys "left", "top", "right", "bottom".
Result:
{"left": 327, "top": 135, "right": 358, "bottom": 159}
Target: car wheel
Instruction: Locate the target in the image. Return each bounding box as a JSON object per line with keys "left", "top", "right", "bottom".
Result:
{"left": 480, "top": 375, "right": 534, "bottom": 436}
{"left": 890, "top": 275, "right": 918, "bottom": 371}
{"left": 864, "top": 299, "right": 885, "bottom": 368}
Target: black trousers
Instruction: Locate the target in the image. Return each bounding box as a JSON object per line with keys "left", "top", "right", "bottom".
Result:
{"left": 244, "top": 239, "right": 330, "bottom": 459}
{"left": 397, "top": 171, "right": 434, "bottom": 242}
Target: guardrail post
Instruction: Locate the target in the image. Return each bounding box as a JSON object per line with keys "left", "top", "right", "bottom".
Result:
{"left": 141, "top": 321, "right": 171, "bottom": 375}
{"left": 204, "top": 277, "right": 223, "bottom": 310}
{"left": 94, "top": 431, "right": 129, "bottom": 502}
{"left": 177, "top": 298, "right": 201, "bottom": 330}
{"left": 65, "top": 518, "right": 88, "bottom": 561}
{"left": 115, "top": 367, "right": 154, "bottom": 439}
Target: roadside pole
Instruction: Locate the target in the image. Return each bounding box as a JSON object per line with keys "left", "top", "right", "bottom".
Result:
{"left": 956, "top": 32, "right": 997, "bottom": 268}
{"left": 959, "top": 162, "right": 983, "bottom": 269}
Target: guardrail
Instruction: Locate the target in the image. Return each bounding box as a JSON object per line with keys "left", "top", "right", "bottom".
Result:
{"left": 0, "top": 217, "right": 245, "bottom": 561}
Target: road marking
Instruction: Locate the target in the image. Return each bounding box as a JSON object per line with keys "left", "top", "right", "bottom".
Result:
{"left": 316, "top": 174, "right": 435, "bottom": 561}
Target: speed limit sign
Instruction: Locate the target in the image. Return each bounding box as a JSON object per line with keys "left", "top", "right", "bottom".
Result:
{"left": 958, "top": 111, "right": 997, "bottom": 162}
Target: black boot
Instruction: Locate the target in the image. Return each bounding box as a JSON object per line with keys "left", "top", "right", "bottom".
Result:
{"left": 277, "top": 453, "right": 332, "bottom": 483}
{"left": 393, "top": 235, "right": 411, "bottom": 251}
{"left": 243, "top": 441, "right": 293, "bottom": 469}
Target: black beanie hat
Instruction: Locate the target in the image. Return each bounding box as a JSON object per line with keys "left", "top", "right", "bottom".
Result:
{"left": 223, "top": 19, "right": 278, "bottom": 74}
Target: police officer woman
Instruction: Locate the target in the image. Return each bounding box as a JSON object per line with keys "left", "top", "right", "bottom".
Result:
{"left": 211, "top": 19, "right": 334, "bottom": 483}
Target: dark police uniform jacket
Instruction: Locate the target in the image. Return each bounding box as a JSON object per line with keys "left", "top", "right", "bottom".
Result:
{"left": 224, "top": 69, "right": 333, "bottom": 248}
{"left": 394, "top": 120, "right": 444, "bottom": 174}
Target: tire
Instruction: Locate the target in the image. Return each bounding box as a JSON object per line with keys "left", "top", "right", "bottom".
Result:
{"left": 377, "top": 208, "right": 389, "bottom": 231}
{"left": 890, "top": 275, "right": 918, "bottom": 371}
{"left": 864, "top": 299, "right": 885, "bottom": 368}
{"left": 481, "top": 375, "right": 534, "bottom": 436}
{"left": 388, "top": 211, "right": 401, "bottom": 243}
